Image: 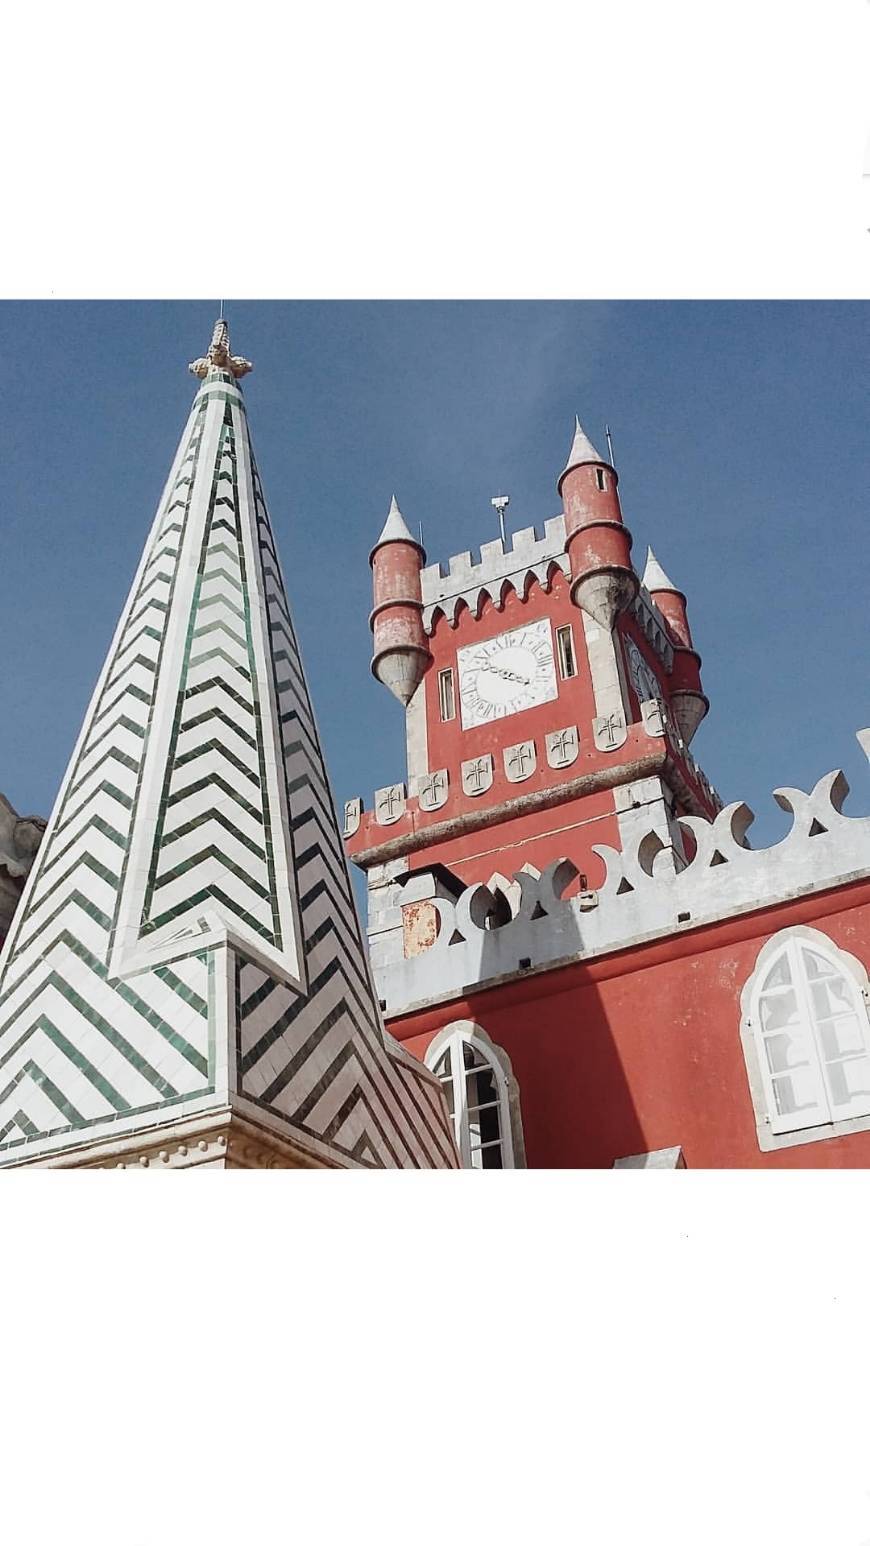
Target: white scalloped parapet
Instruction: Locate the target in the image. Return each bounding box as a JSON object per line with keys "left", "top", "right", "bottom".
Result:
{"left": 371, "top": 730, "right": 870, "bottom": 1015}
{"left": 420, "top": 517, "right": 570, "bottom": 631}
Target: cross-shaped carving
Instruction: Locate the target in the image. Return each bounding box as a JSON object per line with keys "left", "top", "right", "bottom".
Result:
{"left": 551, "top": 730, "right": 574, "bottom": 760}
{"left": 466, "top": 759, "right": 490, "bottom": 792}
{"left": 599, "top": 714, "right": 624, "bottom": 749}
{"left": 508, "top": 744, "right": 533, "bottom": 777}
{"left": 377, "top": 786, "right": 402, "bottom": 819}
{"left": 422, "top": 771, "right": 446, "bottom": 803}
{"left": 643, "top": 698, "right": 667, "bottom": 736}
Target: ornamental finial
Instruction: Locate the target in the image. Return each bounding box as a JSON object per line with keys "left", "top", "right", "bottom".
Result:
{"left": 188, "top": 317, "right": 253, "bottom": 380}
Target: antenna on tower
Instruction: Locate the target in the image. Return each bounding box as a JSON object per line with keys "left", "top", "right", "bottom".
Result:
{"left": 491, "top": 494, "right": 510, "bottom": 545}
{"left": 605, "top": 424, "right": 616, "bottom": 469}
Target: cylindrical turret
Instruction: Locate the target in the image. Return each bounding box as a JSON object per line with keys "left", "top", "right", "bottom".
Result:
{"left": 558, "top": 417, "right": 638, "bottom": 630}
{"left": 369, "top": 495, "right": 431, "bottom": 706}
{"left": 642, "top": 547, "right": 708, "bottom": 744}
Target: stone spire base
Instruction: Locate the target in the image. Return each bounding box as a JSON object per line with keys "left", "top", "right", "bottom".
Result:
{"left": 10, "top": 1105, "right": 346, "bottom": 1169}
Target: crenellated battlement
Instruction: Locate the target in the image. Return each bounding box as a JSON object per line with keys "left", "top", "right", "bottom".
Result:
{"left": 368, "top": 730, "right": 870, "bottom": 1015}
{"left": 420, "top": 517, "right": 570, "bottom": 631}
{"left": 419, "top": 516, "right": 674, "bottom": 671}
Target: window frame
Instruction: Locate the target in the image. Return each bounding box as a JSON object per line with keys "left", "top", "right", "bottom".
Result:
{"left": 437, "top": 666, "right": 456, "bottom": 722}
{"left": 740, "top": 926, "right": 870, "bottom": 1152}
{"left": 425, "top": 1021, "right": 524, "bottom": 1169}
{"left": 555, "top": 624, "right": 577, "bottom": 681}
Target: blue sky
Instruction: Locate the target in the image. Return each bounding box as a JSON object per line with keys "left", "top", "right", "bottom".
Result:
{"left": 1, "top": 300, "right": 868, "bottom": 853}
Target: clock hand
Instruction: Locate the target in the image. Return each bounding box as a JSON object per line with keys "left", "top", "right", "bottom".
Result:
{"left": 488, "top": 667, "right": 531, "bottom": 684}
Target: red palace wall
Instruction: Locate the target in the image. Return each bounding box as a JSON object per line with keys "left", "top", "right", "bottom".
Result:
{"left": 391, "top": 880, "right": 870, "bottom": 1169}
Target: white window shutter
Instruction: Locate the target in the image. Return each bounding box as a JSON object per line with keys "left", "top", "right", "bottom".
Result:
{"left": 748, "top": 935, "right": 870, "bottom": 1138}
{"left": 753, "top": 942, "right": 831, "bottom": 1135}
{"left": 758, "top": 1019, "right": 831, "bottom": 1133}
{"left": 803, "top": 947, "right": 870, "bottom": 1122}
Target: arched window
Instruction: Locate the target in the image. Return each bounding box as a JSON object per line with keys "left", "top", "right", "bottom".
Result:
{"left": 425, "top": 1022, "right": 523, "bottom": 1169}
{"left": 741, "top": 927, "right": 870, "bottom": 1143}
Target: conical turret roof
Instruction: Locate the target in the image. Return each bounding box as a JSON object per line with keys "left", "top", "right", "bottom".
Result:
{"left": 379, "top": 494, "right": 412, "bottom": 543}
{"left": 0, "top": 322, "right": 455, "bottom": 1169}
{"left": 558, "top": 415, "right": 608, "bottom": 487}
{"left": 642, "top": 546, "right": 681, "bottom": 593}
{"left": 369, "top": 494, "right": 425, "bottom": 564}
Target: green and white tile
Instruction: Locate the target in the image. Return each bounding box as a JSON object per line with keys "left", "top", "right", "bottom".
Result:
{"left": 0, "top": 324, "right": 455, "bottom": 1168}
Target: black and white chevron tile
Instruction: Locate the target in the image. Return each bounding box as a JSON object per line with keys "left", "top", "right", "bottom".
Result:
{"left": 0, "top": 358, "right": 454, "bottom": 1168}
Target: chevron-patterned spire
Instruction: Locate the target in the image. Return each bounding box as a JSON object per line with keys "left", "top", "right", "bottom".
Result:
{"left": 0, "top": 325, "right": 456, "bottom": 1169}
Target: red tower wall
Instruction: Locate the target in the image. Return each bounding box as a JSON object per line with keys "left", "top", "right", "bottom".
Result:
{"left": 371, "top": 540, "right": 426, "bottom": 653}
{"left": 409, "top": 787, "right": 618, "bottom": 891}
{"left": 652, "top": 586, "right": 693, "bottom": 650}
{"left": 425, "top": 572, "right": 595, "bottom": 776}
{"left": 560, "top": 460, "right": 624, "bottom": 538}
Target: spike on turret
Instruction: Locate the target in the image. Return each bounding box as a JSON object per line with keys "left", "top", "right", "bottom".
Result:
{"left": 369, "top": 495, "right": 432, "bottom": 706}
{"left": 558, "top": 416, "right": 638, "bottom": 630}
{"left": 642, "top": 547, "right": 709, "bottom": 744}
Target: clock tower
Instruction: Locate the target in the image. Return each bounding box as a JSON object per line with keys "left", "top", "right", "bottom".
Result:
{"left": 345, "top": 416, "right": 721, "bottom": 971}
{"left": 347, "top": 414, "right": 723, "bottom": 927}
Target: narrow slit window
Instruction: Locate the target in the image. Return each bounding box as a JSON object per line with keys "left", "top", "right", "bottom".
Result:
{"left": 556, "top": 625, "right": 576, "bottom": 680}
{"left": 438, "top": 667, "right": 456, "bottom": 722}
{"left": 596, "top": 468, "right": 607, "bottom": 491}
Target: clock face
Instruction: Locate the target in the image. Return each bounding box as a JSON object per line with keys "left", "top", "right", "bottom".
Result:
{"left": 457, "top": 619, "right": 557, "bottom": 730}
{"left": 626, "top": 638, "right": 659, "bottom": 705}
